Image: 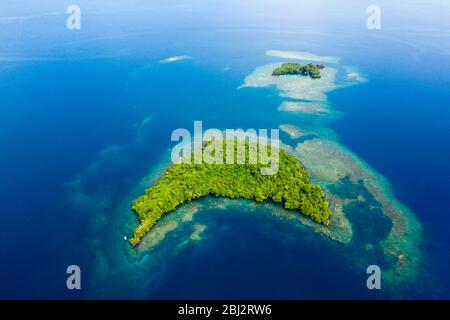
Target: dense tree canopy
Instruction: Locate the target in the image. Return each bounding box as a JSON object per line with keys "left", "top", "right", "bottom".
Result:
{"left": 130, "top": 140, "right": 332, "bottom": 245}
{"left": 272, "top": 62, "right": 325, "bottom": 79}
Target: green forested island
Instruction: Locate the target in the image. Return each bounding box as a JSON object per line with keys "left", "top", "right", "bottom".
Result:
{"left": 130, "top": 140, "right": 332, "bottom": 245}
{"left": 272, "top": 62, "right": 325, "bottom": 79}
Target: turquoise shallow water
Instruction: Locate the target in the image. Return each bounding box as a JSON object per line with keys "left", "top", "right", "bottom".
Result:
{"left": 0, "top": 0, "right": 449, "bottom": 299}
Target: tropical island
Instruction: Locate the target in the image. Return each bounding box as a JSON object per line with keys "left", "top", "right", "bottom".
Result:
{"left": 130, "top": 140, "right": 332, "bottom": 246}
{"left": 272, "top": 62, "right": 325, "bottom": 79}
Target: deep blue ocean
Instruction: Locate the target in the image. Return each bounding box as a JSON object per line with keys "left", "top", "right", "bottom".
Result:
{"left": 0, "top": 1, "right": 449, "bottom": 299}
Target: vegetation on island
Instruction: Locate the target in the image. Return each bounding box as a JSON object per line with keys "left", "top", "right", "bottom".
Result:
{"left": 130, "top": 140, "right": 332, "bottom": 246}
{"left": 272, "top": 62, "right": 325, "bottom": 79}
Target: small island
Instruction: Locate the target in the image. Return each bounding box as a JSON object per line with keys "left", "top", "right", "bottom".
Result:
{"left": 272, "top": 62, "right": 325, "bottom": 79}
{"left": 130, "top": 140, "right": 332, "bottom": 246}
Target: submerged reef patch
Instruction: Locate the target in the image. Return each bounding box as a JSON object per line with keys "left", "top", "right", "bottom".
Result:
{"left": 278, "top": 101, "right": 329, "bottom": 114}
{"left": 279, "top": 124, "right": 308, "bottom": 139}
{"left": 295, "top": 138, "right": 421, "bottom": 286}
{"left": 266, "top": 50, "right": 340, "bottom": 64}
